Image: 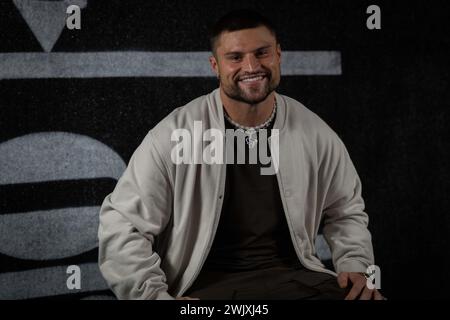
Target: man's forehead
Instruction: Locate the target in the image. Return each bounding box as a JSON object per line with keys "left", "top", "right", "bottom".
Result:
{"left": 217, "top": 26, "right": 276, "bottom": 52}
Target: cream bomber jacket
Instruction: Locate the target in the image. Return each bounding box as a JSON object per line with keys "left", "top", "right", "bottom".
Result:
{"left": 98, "top": 88, "right": 374, "bottom": 300}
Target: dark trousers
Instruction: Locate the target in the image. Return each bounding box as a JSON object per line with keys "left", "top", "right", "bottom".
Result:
{"left": 184, "top": 265, "right": 349, "bottom": 300}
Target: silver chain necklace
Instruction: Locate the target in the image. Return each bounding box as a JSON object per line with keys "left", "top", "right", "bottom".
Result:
{"left": 224, "top": 100, "right": 277, "bottom": 148}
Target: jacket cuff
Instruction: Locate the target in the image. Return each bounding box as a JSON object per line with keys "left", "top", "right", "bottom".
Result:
{"left": 336, "top": 260, "right": 371, "bottom": 274}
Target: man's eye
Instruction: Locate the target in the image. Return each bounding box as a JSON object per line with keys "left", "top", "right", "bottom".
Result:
{"left": 230, "top": 56, "right": 241, "bottom": 61}
{"left": 256, "top": 50, "right": 269, "bottom": 57}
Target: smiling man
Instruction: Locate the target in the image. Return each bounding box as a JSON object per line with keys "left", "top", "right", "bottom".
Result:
{"left": 98, "top": 9, "right": 383, "bottom": 300}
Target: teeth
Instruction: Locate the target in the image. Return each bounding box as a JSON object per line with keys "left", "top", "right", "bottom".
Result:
{"left": 241, "top": 76, "right": 264, "bottom": 82}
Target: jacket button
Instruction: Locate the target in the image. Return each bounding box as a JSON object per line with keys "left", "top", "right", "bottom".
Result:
{"left": 219, "top": 195, "right": 223, "bottom": 200}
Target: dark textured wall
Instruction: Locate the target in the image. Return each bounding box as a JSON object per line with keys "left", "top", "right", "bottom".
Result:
{"left": 0, "top": 0, "right": 449, "bottom": 299}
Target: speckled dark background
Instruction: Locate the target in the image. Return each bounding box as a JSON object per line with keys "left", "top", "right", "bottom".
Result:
{"left": 0, "top": 0, "right": 449, "bottom": 299}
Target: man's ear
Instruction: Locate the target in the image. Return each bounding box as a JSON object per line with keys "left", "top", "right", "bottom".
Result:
{"left": 276, "top": 43, "right": 281, "bottom": 64}
{"left": 209, "top": 55, "right": 219, "bottom": 78}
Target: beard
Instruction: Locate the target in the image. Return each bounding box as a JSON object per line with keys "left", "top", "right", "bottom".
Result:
{"left": 221, "top": 69, "right": 280, "bottom": 105}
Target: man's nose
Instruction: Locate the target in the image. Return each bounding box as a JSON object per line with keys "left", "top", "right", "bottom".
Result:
{"left": 242, "top": 54, "right": 261, "bottom": 72}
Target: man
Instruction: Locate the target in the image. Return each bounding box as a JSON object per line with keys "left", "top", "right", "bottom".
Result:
{"left": 98, "top": 9, "right": 383, "bottom": 300}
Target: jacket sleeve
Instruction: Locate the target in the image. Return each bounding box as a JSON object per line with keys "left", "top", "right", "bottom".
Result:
{"left": 98, "top": 131, "right": 175, "bottom": 300}
{"left": 320, "top": 136, "right": 375, "bottom": 274}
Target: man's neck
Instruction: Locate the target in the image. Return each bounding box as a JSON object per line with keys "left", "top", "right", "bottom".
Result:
{"left": 220, "top": 89, "right": 276, "bottom": 127}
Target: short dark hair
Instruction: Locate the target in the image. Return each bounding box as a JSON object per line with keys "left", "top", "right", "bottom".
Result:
{"left": 209, "top": 9, "right": 278, "bottom": 55}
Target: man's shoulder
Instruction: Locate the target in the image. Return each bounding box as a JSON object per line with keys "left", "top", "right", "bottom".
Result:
{"left": 280, "top": 93, "right": 337, "bottom": 138}
{"left": 280, "top": 94, "right": 347, "bottom": 159}
{"left": 142, "top": 92, "right": 215, "bottom": 160}
{"left": 151, "top": 92, "right": 211, "bottom": 135}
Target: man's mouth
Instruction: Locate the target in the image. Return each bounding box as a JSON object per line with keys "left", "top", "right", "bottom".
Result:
{"left": 238, "top": 73, "right": 268, "bottom": 84}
